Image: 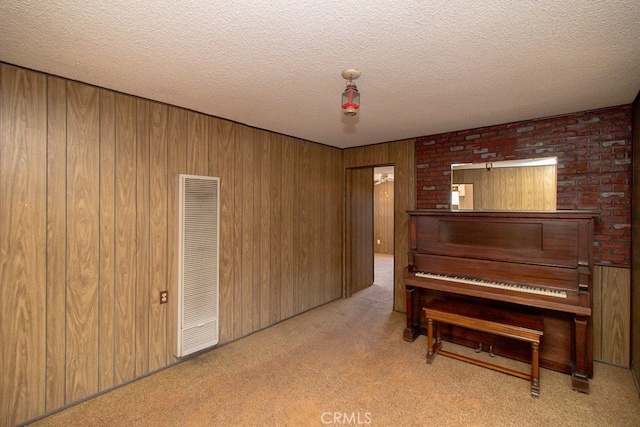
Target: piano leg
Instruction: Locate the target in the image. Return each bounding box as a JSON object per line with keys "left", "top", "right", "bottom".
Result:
{"left": 572, "top": 316, "right": 590, "bottom": 393}
{"left": 403, "top": 286, "right": 421, "bottom": 341}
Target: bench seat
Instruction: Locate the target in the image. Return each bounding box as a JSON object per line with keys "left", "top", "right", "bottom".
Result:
{"left": 424, "top": 299, "right": 544, "bottom": 397}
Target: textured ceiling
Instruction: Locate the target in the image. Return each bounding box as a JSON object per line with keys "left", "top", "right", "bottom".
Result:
{"left": 1, "top": 1, "right": 639, "bottom": 148}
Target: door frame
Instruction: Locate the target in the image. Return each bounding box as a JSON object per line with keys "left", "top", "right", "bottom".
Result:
{"left": 344, "top": 164, "right": 396, "bottom": 300}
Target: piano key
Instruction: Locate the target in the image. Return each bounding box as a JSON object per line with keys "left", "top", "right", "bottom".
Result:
{"left": 414, "top": 271, "right": 567, "bottom": 298}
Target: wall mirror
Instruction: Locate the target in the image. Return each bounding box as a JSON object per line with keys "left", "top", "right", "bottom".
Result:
{"left": 451, "top": 157, "right": 557, "bottom": 211}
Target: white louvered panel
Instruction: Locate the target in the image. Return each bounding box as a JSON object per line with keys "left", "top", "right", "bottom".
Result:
{"left": 183, "top": 321, "right": 219, "bottom": 351}
{"left": 184, "top": 290, "right": 218, "bottom": 326}
{"left": 175, "top": 174, "right": 220, "bottom": 357}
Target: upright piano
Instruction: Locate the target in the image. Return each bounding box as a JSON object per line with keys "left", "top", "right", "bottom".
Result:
{"left": 403, "top": 210, "right": 598, "bottom": 392}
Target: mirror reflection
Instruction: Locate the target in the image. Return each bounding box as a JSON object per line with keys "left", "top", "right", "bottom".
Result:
{"left": 451, "top": 157, "right": 557, "bottom": 211}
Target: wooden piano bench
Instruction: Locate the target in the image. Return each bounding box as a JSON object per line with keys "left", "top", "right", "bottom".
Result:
{"left": 423, "top": 300, "right": 544, "bottom": 398}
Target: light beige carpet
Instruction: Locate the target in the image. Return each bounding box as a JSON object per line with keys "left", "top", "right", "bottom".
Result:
{"left": 29, "top": 254, "right": 639, "bottom": 426}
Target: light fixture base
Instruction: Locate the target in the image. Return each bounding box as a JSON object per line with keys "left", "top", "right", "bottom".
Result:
{"left": 342, "top": 69, "right": 361, "bottom": 80}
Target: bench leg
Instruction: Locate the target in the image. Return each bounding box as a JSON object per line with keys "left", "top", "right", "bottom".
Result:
{"left": 426, "top": 318, "right": 441, "bottom": 364}
{"left": 531, "top": 341, "right": 540, "bottom": 398}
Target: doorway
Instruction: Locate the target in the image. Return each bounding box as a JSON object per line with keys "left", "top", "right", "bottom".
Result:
{"left": 373, "top": 166, "right": 395, "bottom": 296}
{"left": 344, "top": 165, "right": 395, "bottom": 306}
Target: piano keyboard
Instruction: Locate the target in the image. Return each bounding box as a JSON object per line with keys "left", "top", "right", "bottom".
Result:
{"left": 414, "top": 271, "right": 567, "bottom": 298}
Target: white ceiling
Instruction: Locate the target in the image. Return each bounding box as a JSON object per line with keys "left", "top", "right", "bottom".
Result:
{"left": 1, "top": 1, "right": 639, "bottom": 149}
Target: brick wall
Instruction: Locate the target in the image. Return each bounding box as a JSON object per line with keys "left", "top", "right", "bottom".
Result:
{"left": 415, "top": 105, "right": 632, "bottom": 267}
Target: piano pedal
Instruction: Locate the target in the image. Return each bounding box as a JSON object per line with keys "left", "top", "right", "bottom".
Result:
{"left": 488, "top": 345, "right": 495, "bottom": 357}
{"left": 474, "top": 343, "right": 483, "bottom": 353}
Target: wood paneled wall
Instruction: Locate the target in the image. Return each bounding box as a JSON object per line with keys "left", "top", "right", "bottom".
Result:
{"left": 0, "top": 63, "right": 343, "bottom": 426}
{"left": 593, "top": 265, "right": 631, "bottom": 367}
{"left": 374, "top": 181, "right": 394, "bottom": 254}
{"left": 344, "top": 141, "right": 416, "bottom": 312}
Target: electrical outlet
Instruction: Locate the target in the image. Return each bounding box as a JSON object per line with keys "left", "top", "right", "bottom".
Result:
{"left": 160, "top": 291, "right": 168, "bottom": 304}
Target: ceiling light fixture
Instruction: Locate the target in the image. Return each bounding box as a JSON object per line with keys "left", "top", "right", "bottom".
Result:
{"left": 341, "top": 69, "right": 361, "bottom": 116}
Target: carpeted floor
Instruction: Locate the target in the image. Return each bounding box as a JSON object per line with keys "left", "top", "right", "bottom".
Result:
{"left": 30, "top": 254, "right": 639, "bottom": 426}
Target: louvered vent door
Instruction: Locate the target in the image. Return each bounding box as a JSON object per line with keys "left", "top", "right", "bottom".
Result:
{"left": 176, "top": 174, "right": 220, "bottom": 357}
